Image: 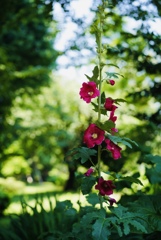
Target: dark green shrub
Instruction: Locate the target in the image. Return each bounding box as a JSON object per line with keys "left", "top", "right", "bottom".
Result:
{"left": 0, "top": 191, "right": 10, "bottom": 216}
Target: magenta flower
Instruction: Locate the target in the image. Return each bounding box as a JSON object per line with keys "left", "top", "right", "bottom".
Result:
{"left": 79, "top": 81, "right": 100, "bottom": 103}
{"left": 104, "top": 97, "right": 115, "bottom": 111}
{"left": 83, "top": 123, "right": 105, "bottom": 148}
{"left": 109, "top": 106, "right": 118, "bottom": 123}
{"left": 108, "top": 197, "right": 117, "bottom": 206}
{"left": 104, "top": 195, "right": 117, "bottom": 205}
{"left": 109, "top": 80, "right": 115, "bottom": 86}
{"left": 84, "top": 167, "right": 94, "bottom": 177}
{"left": 95, "top": 177, "right": 116, "bottom": 196}
{"left": 111, "top": 128, "right": 118, "bottom": 134}
{"left": 105, "top": 139, "right": 122, "bottom": 160}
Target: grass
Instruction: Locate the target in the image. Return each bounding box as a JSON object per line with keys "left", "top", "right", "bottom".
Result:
{"left": 3, "top": 182, "right": 87, "bottom": 215}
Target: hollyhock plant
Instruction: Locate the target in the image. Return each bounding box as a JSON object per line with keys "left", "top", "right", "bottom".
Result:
{"left": 84, "top": 167, "right": 94, "bottom": 177}
{"left": 83, "top": 123, "right": 105, "bottom": 148}
{"left": 105, "top": 139, "right": 122, "bottom": 159}
{"left": 79, "top": 81, "right": 100, "bottom": 103}
{"left": 95, "top": 177, "right": 116, "bottom": 196}
{"left": 104, "top": 97, "right": 116, "bottom": 111}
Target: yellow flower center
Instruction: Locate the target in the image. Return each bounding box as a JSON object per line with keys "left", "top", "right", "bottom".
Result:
{"left": 88, "top": 91, "right": 93, "bottom": 96}
{"left": 92, "top": 133, "right": 98, "bottom": 139}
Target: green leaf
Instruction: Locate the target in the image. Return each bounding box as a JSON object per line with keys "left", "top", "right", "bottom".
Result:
{"left": 96, "top": 120, "right": 115, "bottom": 131}
{"left": 123, "top": 221, "right": 130, "bottom": 235}
{"left": 108, "top": 135, "right": 138, "bottom": 148}
{"left": 130, "top": 195, "right": 161, "bottom": 232}
{"left": 122, "top": 137, "right": 139, "bottom": 147}
{"left": 110, "top": 204, "right": 128, "bottom": 218}
{"left": 144, "top": 154, "right": 161, "bottom": 164}
{"left": 114, "top": 98, "right": 127, "bottom": 104}
{"left": 129, "top": 220, "right": 147, "bottom": 233}
{"left": 106, "top": 63, "right": 120, "bottom": 69}
{"left": 78, "top": 147, "right": 97, "bottom": 164}
{"left": 65, "top": 147, "right": 97, "bottom": 164}
{"left": 119, "top": 176, "right": 143, "bottom": 186}
{"left": 92, "top": 218, "right": 110, "bottom": 240}
{"left": 106, "top": 72, "right": 124, "bottom": 79}
{"left": 101, "top": 91, "right": 106, "bottom": 104}
{"left": 84, "top": 74, "right": 92, "bottom": 81}
{"left": 81, "top": 176, "right": 96, "bottom": 195}
{"left": 86, "top": 193, "right": 100, "bottom": 206}
{"left": 110, "top": 204, "right": 148, "bottom": 235}
{"left": 91, "top": 102, "right": 99, "bottom": 113}
{"left": 85, "top": 66, "right": 99, "bottom": 82}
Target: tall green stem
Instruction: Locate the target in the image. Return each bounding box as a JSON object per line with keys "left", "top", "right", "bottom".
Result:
{"left": 97, "top": 3, "right": 104, "bottom": 209}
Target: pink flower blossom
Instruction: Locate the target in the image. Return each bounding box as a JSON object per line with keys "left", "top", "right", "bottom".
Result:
{"left": 109, "top": 106, "right": 118, "bottom": 123}
{"left": 84, "top": 167, "right": 94, "bottom": 177}
{"left": 105, "top": 139, "right": 122, "bottom": 160}
{"left": 79, "top": 81, "right": 100, "bottom": 103}
{"left": 104, "top": 98, "right": 115, "bottom": 111}
{"left": 109, "top": 80, "right": 115, "bottom": 86}
{"left": 83, "top": 123, "right": 105, "bottom": 148}
{"left": 95, "top": 177, "right": 116, "bottom": 196}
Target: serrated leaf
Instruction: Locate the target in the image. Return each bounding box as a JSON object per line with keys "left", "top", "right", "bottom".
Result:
{"left": 108, "top": 216, "right": 123, "bottom": 237}
{"left": 110, "top": 204, "right": 128, "bottom": 218}
{"left": 78, "top": 147, "right": 97, "bottom": 164}
{"left": 123, "top": 221, "right": 130, "bottom": 235}
{"left": 115, "top": 224, "right": 123, "bottom": 237}
{"left": 66, "top": 147, "right": 97, "bottom": 164}
{"left": 92, "top": 218, "right": 110, "bottom": 240}
{"left": 129, "top": 195, "right": 161, "bottom": 232}
{"left": 129, "top": 220, "right": 147, "bottom": 233}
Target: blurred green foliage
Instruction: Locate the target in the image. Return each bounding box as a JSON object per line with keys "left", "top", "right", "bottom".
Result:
{"left": 0, "top": 0, "right": 58, "bottom": 167}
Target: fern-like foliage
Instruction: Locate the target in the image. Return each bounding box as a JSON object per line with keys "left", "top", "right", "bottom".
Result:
{"left": 109, "top": 204, "right": 147, "bottom": 237}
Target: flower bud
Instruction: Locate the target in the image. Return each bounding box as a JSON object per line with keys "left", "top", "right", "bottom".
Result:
{"left": 109, "top": 79, "right": 115, "bottom": 86}
{"left": 84, "top": 167, "right": 95, "bottom": 177}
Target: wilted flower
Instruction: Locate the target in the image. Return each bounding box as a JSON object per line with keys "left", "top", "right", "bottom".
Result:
{"left": 83, "top": 123, "right": 105, "bottom": 148}
{"left": 108, "top": 196, "right": 116, "bottom": 206}
{"left": 79, "top": 81, "right": 100, "bottom": 103}
{"left": 95, "top": 177, "right": 116, "bottom": 196}
{"left": 105, "top": 139, "right": 122, "bottom": 159}
{"left": 104, "top": 195, "right": 116, "bottom": 206}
